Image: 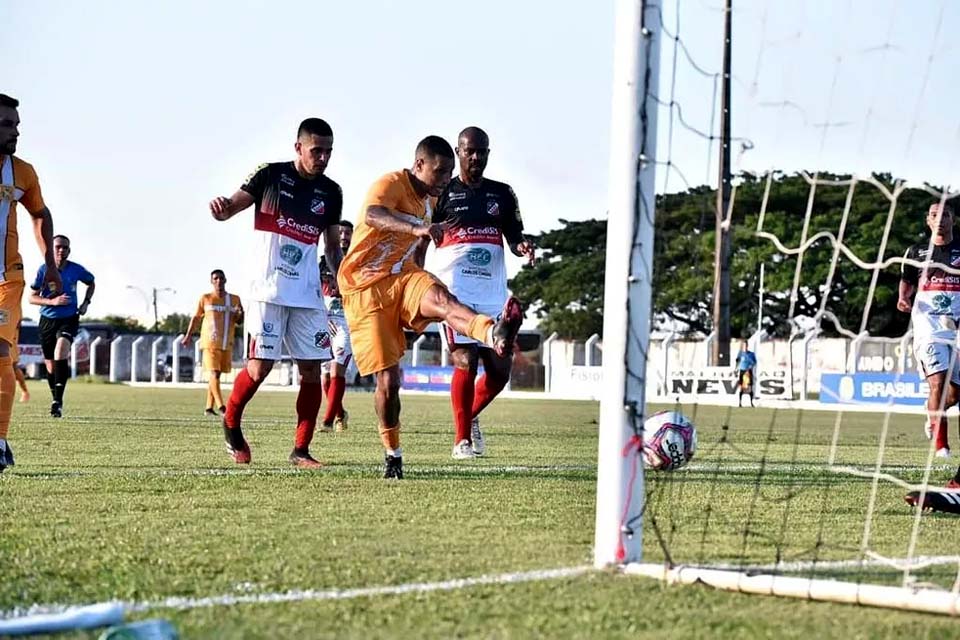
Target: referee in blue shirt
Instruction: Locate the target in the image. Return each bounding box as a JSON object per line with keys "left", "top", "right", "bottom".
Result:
{"left": 734, "top": 340, "right": 757, "bottom": 408}
{"left": 28, "top": 235, "right": 95, "bottom": 417}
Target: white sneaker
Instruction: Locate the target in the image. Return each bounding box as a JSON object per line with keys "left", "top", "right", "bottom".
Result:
{"left": 452, "top": 439, "right": 476, "bottom": 460}
{"left": 936, "top": 447, "right": 952, "bottom": 459}
{"left": 925, "top": 421, "right": 934, "bottom": 441}
{"left": 470, "top": 417, "right": 485, "bottom": 456}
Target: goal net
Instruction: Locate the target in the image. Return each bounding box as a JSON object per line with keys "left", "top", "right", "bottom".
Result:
{"left": 597, "top": 0, "right": 960, "bottom": 616}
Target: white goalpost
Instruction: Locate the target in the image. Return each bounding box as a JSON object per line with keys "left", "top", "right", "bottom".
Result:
{"left": 595, "top": 0, "right": 960, "bottom": 617}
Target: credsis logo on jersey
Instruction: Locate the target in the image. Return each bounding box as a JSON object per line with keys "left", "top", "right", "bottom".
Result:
{"left": 442, "top": 224, "right": 502, "bottom": 246}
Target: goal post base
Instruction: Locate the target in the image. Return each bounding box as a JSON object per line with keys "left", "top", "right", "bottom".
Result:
{"left": 624, "top": 562, "right": 960, "bottom": 616}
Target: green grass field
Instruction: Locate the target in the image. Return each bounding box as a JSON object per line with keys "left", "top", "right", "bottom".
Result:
{"left": 2, "top": 383, "right": 958, "bottom": 639}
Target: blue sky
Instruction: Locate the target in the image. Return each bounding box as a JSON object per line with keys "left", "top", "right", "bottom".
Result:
{"left": 4, "top": 0, "right": 958, "bottom": 322}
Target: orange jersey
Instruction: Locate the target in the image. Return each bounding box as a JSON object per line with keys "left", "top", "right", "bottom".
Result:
{"left": 194, "top": 292, "right": 243, "bottom": 351}
{"left": 0, "top": 155, "right": 45, "bottom": 283}
{"left": 338, "top": 170, "right": 433, "bottom": 294}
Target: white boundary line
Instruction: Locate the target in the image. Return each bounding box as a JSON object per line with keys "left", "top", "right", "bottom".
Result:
{"left": 0, "top": 566, "right": 593, "bottom": 621}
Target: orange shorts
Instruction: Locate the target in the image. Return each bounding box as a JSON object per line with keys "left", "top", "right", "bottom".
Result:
{"left": 343, "top": 269, "right": 441, "bottom": 375}
{"left": 203, "top": 348, "right": 233, "bottom": 373}
{"left": 0, "top": 280, "right": 24, "bottom": 349}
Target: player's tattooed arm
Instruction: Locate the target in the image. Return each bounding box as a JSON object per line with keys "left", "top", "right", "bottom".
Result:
{"left": 209, "top": 190, "right": 255, "bottom": 221}
{"left": 365, "top": 206, "right": 446, "bottom": 245}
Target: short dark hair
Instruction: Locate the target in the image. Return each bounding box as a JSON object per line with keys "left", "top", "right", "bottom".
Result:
{"left": 338, "top": 220, "right": 354, "bottom": 229}
{"left": 415, "top": 135, "right": 454, "bottom": 160}
{"left": 53, "top": 234, "right": 70, "bottom": 245}
{"left": 297, "top": 118, "right": 333, "bottom": 138}
{"left": 458, "top": 126, "right": 489, "bottom": 145}
{"left": 0, "top": 94, "right": 19, "bottom": 109}
{"left": 211, "top": 269, "right": 226, "bottom": 279}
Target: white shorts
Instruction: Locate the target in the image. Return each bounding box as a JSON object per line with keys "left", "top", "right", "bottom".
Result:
{"left": 440, "top": 301, "right": 503, "bottom": 350}
{"left": 321, "top": 314, "right": 352, "bottom": 372}
{"left": 247, "top": 301, "right": 332, "bottom": 362}
{"left": 914, "top": 337, "right": 960, "bottom": 385}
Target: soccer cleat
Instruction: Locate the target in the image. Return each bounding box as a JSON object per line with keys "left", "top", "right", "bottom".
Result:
{"left": 936, "top": 447, "right": 952, "bottom": 459}
{"left": 204, "top": 408, "right": 217, "bottom": 417}
{"left": 470, "top": 417, "right": 485, "bottom": 456}
{"left": 318, "top": 422, "right": 334, "bottom": 434}
{"left": 452, "top": 439, "right": 476, "bottom": 460}
{"left": 219, "top": 406, "right": 226, "bottom": 415}
{"left": 334, "top": 410, "right": 349, "bottom": 433}
{"left": 490, "top": 296, "right": 523, "bottom": 358}
{"left": 289, "top": 449, "right": 324, "bottom": 469}
{"left": 384, "top": 453, "right": 403, "bottom": 479}
{"left": 222, "top": 422, "right": 251, "bottom": 464}
{"left": 947, "top": 479, "right": 960, "bottom": 490}
{"left": 50, "top": 401, "right": 62, "bottom": 418}
{"left": 0, "top": 439, "right": 14, "bottom": 473}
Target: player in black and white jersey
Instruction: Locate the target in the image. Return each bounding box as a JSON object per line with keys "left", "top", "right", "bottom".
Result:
{"left": 899, "top": 202, "right": 960, "bottom": 459}
{"left": 427, "top": 127, "right": 535, "bottom": 459}
{"left": 319, "top": 220, "right": 353, "bottom": 432}
{"left": 208, "top": 118, "right": 343, "bottom": 468}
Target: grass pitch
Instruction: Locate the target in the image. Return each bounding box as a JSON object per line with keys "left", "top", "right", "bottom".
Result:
{"left": 1, "top": 384, "right": 958, "bottom": 638}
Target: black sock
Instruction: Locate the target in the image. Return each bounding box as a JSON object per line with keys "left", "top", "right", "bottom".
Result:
{"left": 46, "top": 368, "right": 56, "bottom": 400}
{"left": 954, "top": 466, "right": 960, "bottom": 483}
{"left": 54, "top": 359, "right": 70, "bottom": 404}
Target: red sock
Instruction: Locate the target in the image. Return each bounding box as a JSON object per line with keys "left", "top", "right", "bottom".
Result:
{"left": 471, "top": 371, "right": 509, "bottom": 419}
{"left": 934, "top": 417, "right": 950, "bottom": 450}
{"left": 224, "top": 368, "right": 263, "bottom": 429}
{"left": 295, "top": 382, "right": 324, "bottom": 450}
{"left": 323, "top": 376, "right": 346, "bottom": 424}
{"left": 451, "top": 367, "right": 475, "bottom": 443}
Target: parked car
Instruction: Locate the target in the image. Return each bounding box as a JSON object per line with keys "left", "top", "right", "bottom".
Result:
{"left": 157, "top": 354, "right": 194, "bottom": 382}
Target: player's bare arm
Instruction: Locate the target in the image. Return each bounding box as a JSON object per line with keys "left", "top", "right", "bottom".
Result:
{"left": 898, "top": 280, "right": 915, "bottom": 313}
{"left": 28, "top": 290, "right": 70, "bottom": 307}
{"left": 365, "top": 206, "right": 446, "bottom": 245}
{"left": 181, "top": 315, "right": 200, "bottom": 345}
{"left": 209, "top": 189, "right": 255, "bottom": 221}
{"left": 29, "top": 206, "right": 61, "bottom": 292}
{"left": 322, "top": 226, "right": 343, "bottom": 275}
{"left": 78, "top": 281, "right": 95, "bottom": 315}
{"left": 413, "top": 236, "right": 430, "bottom": 268}
{"left": 511, "top": 238, "right": 536, "bottom": 265}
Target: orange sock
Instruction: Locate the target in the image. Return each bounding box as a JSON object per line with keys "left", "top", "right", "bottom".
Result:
{"left": 0, "top": 356, "right": 14, "bottom": 440}
{"left": 466, "top": 315, "right": 494, "bottom": 344}
{"left": 379, "top": 425, "right": 400, "bottom": 451}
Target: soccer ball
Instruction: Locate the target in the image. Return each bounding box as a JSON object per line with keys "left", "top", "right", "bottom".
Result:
{"left": 642, "top": 411, "right": 697, "bottom": 471}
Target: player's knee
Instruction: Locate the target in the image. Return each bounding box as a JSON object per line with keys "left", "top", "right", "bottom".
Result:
{"left": 376, "top": 368, "right": 401, "bottom": 394}
{"left": 450, "top": 346, "right": 477, "bottom": 371}
{"left": 246, "top": 359, "right": 273, "bottom": 383}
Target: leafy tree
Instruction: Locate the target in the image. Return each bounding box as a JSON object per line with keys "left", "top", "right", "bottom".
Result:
{"left": 511, "top": 172, "right": 940, "bottom": 340}
{"left": 158, "top": 313, "right": 192, "bottom": 334}
{"left": 508, "top": 219, "right": 605, "bottom": 339}
{"left": 85, "top": 315, "right": 149, "bottom": 333}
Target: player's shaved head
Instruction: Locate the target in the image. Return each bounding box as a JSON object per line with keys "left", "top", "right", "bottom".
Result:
{"left": 456, "top": 126, "right": 490, "bottom": 184}
{"left": 458, "top": 126, "right": 489, "bottom": 146}
{"left": 211, "top": 269, "right": 225, "bottom": 279}
{"left": 415, "top": 136, "right": 454, "bottom": 161}
{"left": 297, "top": 118, "right": 333, "bottom": 139}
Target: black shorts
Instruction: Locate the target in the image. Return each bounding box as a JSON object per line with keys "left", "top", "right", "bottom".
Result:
{"left": 38, "top": 314, "right": 80, "bottom": 359}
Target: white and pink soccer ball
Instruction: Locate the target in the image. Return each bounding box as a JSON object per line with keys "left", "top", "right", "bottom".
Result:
{"left": 642, "top": 411, "right": 697, "bottom": 471}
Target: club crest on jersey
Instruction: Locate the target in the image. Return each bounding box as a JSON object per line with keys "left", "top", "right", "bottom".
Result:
{"left": 280, "top": 244, "right": 304, "bottom": 266}
{"left": 0, "top": 310, "right": 8, "bottom": 325}
{"left": 486, "top": 201, "right": 500, "bottom": 217}
{"left": 933, "top": 293, "right": 952, "bottom": 312}
{"left": 314, "top": 331, "right": 331, "bottom": 349}
{"left": 951, "top": 253, "right": 960, "bottom": 267}
{"left": 0, "top": 185, "right": 14, "bottom": 202}
{"left": 310, "top": 199, "right": 326, "bottom": 215}
{"left": 466, "top": 248, "right": 492, "bottom": 266}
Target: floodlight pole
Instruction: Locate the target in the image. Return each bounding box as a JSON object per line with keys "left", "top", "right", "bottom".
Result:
{"left": 594, "top": 0, "right": 661, "bottom": 568}
{"left": 711, "top": 0, "right": 733, "bottom": 366}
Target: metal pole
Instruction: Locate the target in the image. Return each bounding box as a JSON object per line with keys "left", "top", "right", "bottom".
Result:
{"left": 711, "top": 0, "right": 733, "bottom": 366}
{"left": 758, "top": 263, "right": 764, "bottom": 336}
{"left": 594, "top": 0, "right": 661, "bottom": 568}
{"left": 152, "top": 288, "right": 159, "bottom": 331}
